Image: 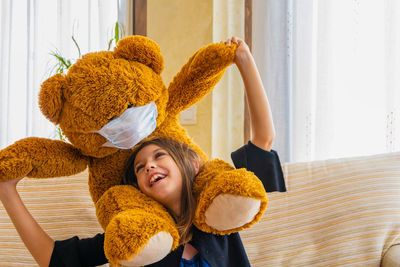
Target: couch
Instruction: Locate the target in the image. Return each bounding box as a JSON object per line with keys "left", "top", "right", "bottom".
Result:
{"left": 241, "top": 151, "right": 400, "bottom": 266}
{"left": 0, "top": 151, "right": 399, "bottom": 266}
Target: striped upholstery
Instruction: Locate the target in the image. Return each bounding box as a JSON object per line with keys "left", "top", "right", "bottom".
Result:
{"left": 1, "top": 152, "right": 399, "bottom": 266}
{"left": 241, "top": 151, "right": 400, "bottom": 267}
{"left": 0, "top": 170, "right": 109, "bottom": 267}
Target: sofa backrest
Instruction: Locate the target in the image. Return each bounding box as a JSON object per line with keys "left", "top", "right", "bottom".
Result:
{"left": 0, "top": 170, "right": 108, "bottom": 266}
{"left": 241, "top": 151, "right": 400, "bottom": 266}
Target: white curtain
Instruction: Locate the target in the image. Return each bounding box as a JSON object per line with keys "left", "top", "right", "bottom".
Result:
{"left": 0, "top": 0, "right": 119, "bottom": 149}
{"left": 254, "top": 0, "right": 400, "bottom": 163}
{"left": 253, "top": 0, "right": 291, "bottom": 163}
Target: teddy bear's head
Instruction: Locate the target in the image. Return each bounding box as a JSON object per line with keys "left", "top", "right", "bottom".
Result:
{"left": 39, "top": 36, "right": 169, "bottom": 158}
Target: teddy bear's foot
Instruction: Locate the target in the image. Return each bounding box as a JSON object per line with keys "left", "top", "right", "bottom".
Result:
{"left": 194, "top": 168, "right": 268, "bottom": 234}
{"left": 104, "top": 209, "right": 179, "bottom": 266}
{"left": 96, "top": 185, "right": 180, "bottom": 265}
{"left": 204, "top": 194, "right": 261, "bottom": 231}
{"left": 119, "top": 231, "right": 173, "bottom": 266}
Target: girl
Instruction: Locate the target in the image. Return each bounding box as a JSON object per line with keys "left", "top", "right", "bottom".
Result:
{"left": 0, "top": 37, "right": 285, "bottom": 267}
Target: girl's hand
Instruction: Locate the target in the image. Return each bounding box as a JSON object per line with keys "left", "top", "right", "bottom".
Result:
{"left": 223, "top": 37, "right": 252, "bottom": 66}
{"left": 0, "top": 178, "right": 23, "bottom": 198}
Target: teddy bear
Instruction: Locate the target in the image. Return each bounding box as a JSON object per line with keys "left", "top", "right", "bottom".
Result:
{"left": 0, "top": 36, "right": 267, "bottom": 266}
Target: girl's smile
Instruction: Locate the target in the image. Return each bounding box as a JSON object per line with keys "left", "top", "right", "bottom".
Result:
{"left": 149, "top": 172, "right": 167, "bottom": 187}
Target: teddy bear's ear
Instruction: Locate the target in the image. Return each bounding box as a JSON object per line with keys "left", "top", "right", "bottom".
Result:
{"left": 114, "top": 36, "right": 164, "bottom": 74}
{"left": 39, "top": 73, "right": 66, "bottom": 124}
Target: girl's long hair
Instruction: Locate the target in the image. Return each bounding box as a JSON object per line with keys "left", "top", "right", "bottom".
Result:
{"left": 122, "top": 137, "right": 201, "bottom": 245}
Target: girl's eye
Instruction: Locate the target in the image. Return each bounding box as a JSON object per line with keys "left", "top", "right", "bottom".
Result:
{"left": 155, "top": 152, "right": 165, "bottom": 158}
{"left": 135, "top": 165, "right": 144, "bottom": 173}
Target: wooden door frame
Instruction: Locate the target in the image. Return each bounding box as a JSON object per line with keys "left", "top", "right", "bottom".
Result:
{"left": 133, "top": 0, "right": 147, "bottom": 36}
{"left": 244, "top": 0, "right": 252, "bottom": 143}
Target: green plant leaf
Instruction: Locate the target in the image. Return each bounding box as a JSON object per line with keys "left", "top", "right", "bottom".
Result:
{"left": 72, "top": 36, "right": 81, "bottom": 58}
{"left": 115, "top": 22, "right": 120, "bottom": 43}
{"left": 56, "top": 126, "right": 66, "bottom": 141}
{"left": 50, "top": 51, "right": 70, "bottom": 74}
{"left": 108, "top": 38, "right": 114, "bottom": 51}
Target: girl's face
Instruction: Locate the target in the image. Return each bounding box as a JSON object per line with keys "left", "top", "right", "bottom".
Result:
{"left": 133, "top": 144, "right": 183, "bottom": 213}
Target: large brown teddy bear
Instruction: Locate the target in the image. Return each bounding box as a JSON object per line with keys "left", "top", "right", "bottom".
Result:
{"left": 0, "top": 36, "right": 267, "bottom": 266}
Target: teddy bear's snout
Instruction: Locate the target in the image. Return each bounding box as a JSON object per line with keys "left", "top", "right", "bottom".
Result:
{"left": 94, "top": 102, "right": 158, "bottom": 150}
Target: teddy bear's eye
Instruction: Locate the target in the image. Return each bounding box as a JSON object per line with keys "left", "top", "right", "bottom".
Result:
{"left": 127, "top": 103, "right": 133, "bottom": 108}
{"left": 108, "top": 116, "right": 115, "bottom": 121}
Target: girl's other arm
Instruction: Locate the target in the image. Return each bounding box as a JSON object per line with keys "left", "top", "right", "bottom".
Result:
{"left": 0, "top": 178, "right": 54, "bottom": 267}
{"left": 226, "top": 37, "right": 276, "bottom": 151}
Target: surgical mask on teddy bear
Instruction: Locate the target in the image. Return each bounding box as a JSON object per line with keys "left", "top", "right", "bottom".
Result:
{"left": 94, "top": 102, "right": 158, "bottom": 149}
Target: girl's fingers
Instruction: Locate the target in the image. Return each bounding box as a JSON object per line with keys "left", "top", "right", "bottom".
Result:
{"left": 222, "top": 37, "right": 244, "bottom": 45}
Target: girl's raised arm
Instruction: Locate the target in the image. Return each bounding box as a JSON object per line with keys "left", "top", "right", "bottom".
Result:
{"left": 225, "top": 37, "right": 276, "bottom": 151}
{"left": 0, "top": 178, "right": 54, "bottom": 267}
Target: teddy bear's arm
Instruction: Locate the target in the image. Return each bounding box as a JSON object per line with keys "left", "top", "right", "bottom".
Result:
{"left": 167, "top": 43, "right": 237, "bottom": 116}
{"left": 193, "top": 159, "right": 268, "bottom": 235}
{"left": 0, "top": 137, "right": 88, "bottom": 181}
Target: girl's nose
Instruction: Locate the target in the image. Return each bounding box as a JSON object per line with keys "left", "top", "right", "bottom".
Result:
{"left": 145, "top": 162, "right": 156, "bottom": 172}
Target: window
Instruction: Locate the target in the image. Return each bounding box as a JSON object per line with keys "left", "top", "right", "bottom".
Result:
{"left": 0, "top": 0, "right": 119, "bottom": 148}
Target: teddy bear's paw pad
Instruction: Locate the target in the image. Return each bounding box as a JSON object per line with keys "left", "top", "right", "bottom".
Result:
{"left": 119, "top": 231, "right": 173, "bottom": 266}
{"left": 205, "top": 194, "right": 261, "bottom": 231}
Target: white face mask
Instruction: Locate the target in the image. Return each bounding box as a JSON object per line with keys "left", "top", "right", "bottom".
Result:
{"left": 94, "top": 102, "right": 158, "bottom": 149}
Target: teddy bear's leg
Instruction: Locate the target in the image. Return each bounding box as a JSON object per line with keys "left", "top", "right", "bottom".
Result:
{"left": 95, "top": 185, "right": 179, "bottom": 266}
{"left": 193, "top": 159, "right": 268, "bottom": 235}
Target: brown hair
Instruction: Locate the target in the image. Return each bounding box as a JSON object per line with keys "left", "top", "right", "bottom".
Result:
{"left": 122, "top": 137, "right": 201, "bottom": 244}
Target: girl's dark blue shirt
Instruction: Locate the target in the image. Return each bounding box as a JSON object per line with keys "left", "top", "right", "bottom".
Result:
{"left": 50, "top": 141, "right": 285, "bottom": 267}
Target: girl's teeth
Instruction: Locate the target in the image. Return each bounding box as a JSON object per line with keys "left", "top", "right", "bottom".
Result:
{"left": 150, "top": 174, "right": 166, "bottom": 185}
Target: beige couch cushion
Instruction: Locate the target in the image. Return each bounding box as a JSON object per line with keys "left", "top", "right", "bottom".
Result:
{"left": 241, "top": 151, "right": 400, "bottom": 266}
{"left": 0, "top": 170, "right": 108, "bottom": 266}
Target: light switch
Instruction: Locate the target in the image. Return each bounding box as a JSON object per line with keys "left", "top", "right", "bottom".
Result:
{"left": 179, "top": 105, "right": 197, "bottom": 125}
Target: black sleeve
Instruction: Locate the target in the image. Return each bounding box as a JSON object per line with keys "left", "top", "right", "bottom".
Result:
{"left": 231, "top": 141, "right": 286, "bottom": 192}
{"left": 49, "top": 233, "right": 108, "bottom": 267}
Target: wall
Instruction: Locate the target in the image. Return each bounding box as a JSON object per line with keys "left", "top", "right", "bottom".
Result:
{"left": 147, "top": 0, "right": 244, "bottom": 161}
{"left": 147, "top": 0, "right": 214, "bottom": 156}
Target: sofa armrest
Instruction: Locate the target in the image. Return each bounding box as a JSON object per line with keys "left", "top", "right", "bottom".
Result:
{"left": 382, "top": 244, "right": 400, "bottom": 267}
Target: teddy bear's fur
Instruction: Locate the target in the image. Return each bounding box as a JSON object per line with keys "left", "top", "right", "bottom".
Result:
{"left": 0, "top": 36, "right": 267, "bottom": 266}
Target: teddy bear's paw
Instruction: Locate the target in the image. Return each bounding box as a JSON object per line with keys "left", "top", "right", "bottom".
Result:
{"left": 194, "top": 168, "right": 268, "bottom": 234}
{"left": 119, "top": 231, "right": 173, "bottom": 266}
{"left": 104, "top": 209, "right": 179, "bottom": 266}
{"left": 0, "top": 141, "right": 33, "bottom": 181}
{"left": 205, "top": 194, "right": 261, "bottom": 231}
{"left": 0, "top": 157, "right": 31, "bottom": 181}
